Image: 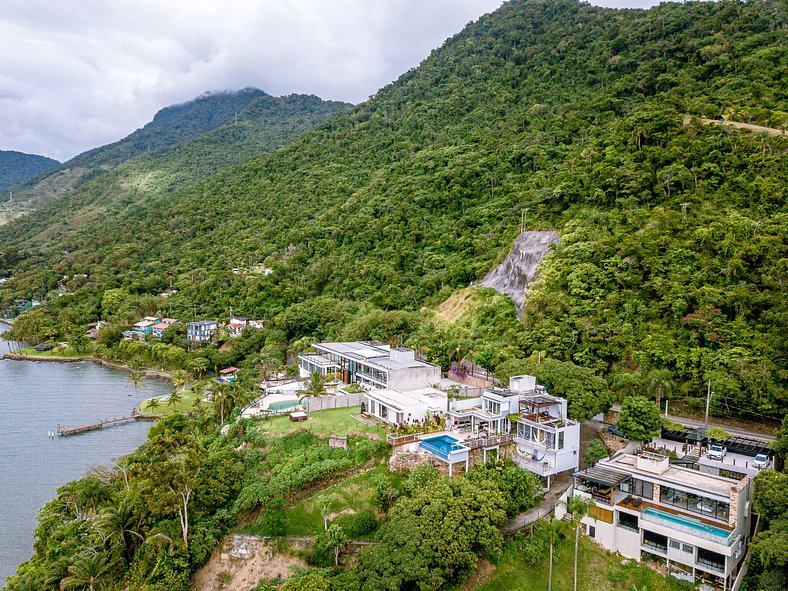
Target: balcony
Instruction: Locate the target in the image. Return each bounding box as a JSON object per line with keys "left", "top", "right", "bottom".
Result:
{"left": 642, "top": 540, "right": 668, "bottom": 554}
{"left": 513, "top": 451, "right": 557, "bottom": 475}
{"left": 696, "top": 557, "right": 725, "bottom": 574}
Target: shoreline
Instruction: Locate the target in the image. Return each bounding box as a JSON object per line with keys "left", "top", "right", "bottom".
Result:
{"left": 1, "top": 351, "right": 174, "bottom": 384}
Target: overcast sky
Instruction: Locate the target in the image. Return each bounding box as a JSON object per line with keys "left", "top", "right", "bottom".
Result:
{"left": 1, "top": 0, "right": 663, "bottom": 162}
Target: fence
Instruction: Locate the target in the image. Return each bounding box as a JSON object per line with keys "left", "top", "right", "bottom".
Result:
{"left": 306, "top": 393, "right": 364, "bottom": 412}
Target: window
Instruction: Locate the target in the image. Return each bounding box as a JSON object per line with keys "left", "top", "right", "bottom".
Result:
{"left": 558, "top": 431, "right": 565, "bottom": 450}
{"left": 620, "top": 478, "right": 654, "bottom": 500}
{"left": 661, "top": 486, "right": 729, "bottom": 521}
{"left": 588, "top": 526, "right": 596, "bottom": 538}
{"left": 618, "top": 512, "right": 639, "bottom": 532}
{"left": 670, "top": 540, "right": 681, "bottom": 549}
{"left": 682, "top": 544, "right": 694, "bottom": 554}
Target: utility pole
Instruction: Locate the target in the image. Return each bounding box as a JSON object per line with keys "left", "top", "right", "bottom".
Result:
{"left": 704, "top": 379, "right": 712, "bottom": 425}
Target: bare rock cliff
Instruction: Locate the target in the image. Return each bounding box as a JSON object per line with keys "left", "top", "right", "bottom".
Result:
{"left": 479, "top": 230, "right": 559, "bottom": 317}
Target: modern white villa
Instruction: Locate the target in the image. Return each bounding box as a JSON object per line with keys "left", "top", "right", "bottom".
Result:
{"left": 447, "top": 375, "right": 580, "bottom": 487}
{"left": 299, "top": 341, "right": 441, "bottom": 390}
{"left": 364, "top": 386, "right": 448, "bottom": 425}
{"left": 570, "top": 452, "right": 752, "bottom": 590}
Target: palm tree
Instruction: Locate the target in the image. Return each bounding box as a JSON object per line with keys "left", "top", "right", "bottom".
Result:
{"left": 97, "top": 498, "right": 145, "bottom": 563}
{"left": 302, "top": 371, "right": 327, "bottom": 398}
{"left": 645, "top": 368, "right": 674, "bottom": 412}
{"left": 188, "top": 356, "right": 209, "bottom": 380}
{"left": 59, "top": 549, "right": 111, "bottom": 591}
{"left": 145, "top": 396, "right": 161, "bottom": 413}
{"left": 544, "top": 518, "right": 566, "bottom": 591}
{"left": 166, "top": 390, "right": 184, "bottom": 409}
{"left": 565, "top": 496, "right": 592, "bottom": 591}
{"left": 612, "top": 372, "right": 642, "bottom": 400}
{"left": 171, "top": 369, "right": 188, "bottom": 391}
{"left": 127, "top": 371, "right": 147, "bottom": 395}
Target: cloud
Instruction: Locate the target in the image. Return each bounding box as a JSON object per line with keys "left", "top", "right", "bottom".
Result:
{"left": 0, "top": 0, "right": 662, "bottom": 161}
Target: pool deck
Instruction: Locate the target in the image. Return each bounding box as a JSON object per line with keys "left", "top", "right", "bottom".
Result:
{"left": 618, "top": 497, "right": 733, "bottom": 532}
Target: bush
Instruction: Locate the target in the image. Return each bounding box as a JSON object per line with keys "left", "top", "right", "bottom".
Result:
{"left": 583, "top": 439, "right": 608, "bottom": 466}
{"left": 338, "top": 509, "right": 377, "bottom": 538}
{"left": 257, "top": 497, "right": 286, "bottom": 536}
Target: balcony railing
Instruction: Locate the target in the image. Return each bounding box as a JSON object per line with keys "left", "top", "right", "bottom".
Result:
{"left": 696, "top": 557, "right": 725, "bottom": 573}
{"left": 642, "top": 540, "right": 668, "bottom": 554}
{"left": 512, "top": 452, "right": 556, "bottom": 475}
{"left": 464, "top": 433, "right": 514, "bottom": 449}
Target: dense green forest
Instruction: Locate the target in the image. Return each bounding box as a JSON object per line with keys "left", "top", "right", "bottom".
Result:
{"left": 0, "top": 150, "right": 60, "bottom": 193}
{"left": 0, "top": 90, "right": 350, "bottom": 226}
{"left": 2, "top": 0, "right": 786, "bottom": 421}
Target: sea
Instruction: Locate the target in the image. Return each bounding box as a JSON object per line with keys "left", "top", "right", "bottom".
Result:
{"left": 0, "top": 323, "right": 172, "bottom": 584}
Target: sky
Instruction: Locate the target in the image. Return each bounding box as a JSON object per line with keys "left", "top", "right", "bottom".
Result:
{"left": 1, "top": 0, "right": 663, "bottom": 162}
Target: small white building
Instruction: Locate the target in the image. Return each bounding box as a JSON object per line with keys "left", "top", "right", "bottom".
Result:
{"left": 298, "top": 342, "right": 441, "bottom": 390}
{"left": 364, "top": 386, "right": 448, "bottom": 426}
{"left": 571, "top": 452, "right": 752, "bottom": 590}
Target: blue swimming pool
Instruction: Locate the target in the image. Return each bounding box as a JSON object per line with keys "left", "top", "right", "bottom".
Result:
{"left": 642, "top": 508, "right": 731, "bottom": 541}
{"left": 420, "top": 435, "right": 467, "bottom": 460}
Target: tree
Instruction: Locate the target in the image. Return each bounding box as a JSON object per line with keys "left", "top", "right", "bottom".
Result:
{"left": 565, "top": 496, "right": 592, "bottom": 591}
{"left": 618, "top": 396, "right": 661, "bottom": 441}
{"left": 171, "top": 369, "right": 188, "bottom": 391}
{"left": 59, "top": 549, "right": 112, "bottom": 591}
{"left": 188, "top": 356, "right": 209, "bottom": 380}
{"left": 583, "top": 439, "right": 608, "bottom": 466}
{"left": 543, "top": 518, "right": 566, "bottom": 591}
{"left": 166, "top": 389, "right": 184, "bottom": 409}
{"left": 612, "top": 372, "right": 643, "bottom": 400}
{"left": 645, "top": 368, "right": 674, "bottom": 410}
{"left": 127, "top": 370, "right": 147, "bottom": 396}
{"left": 302, "top": 371, "right": 327, "bottom": 398}
{"left": 68, "top": 333, "right": 90, "bottom": 354}
{"left": 753, "top": 470, "right": 788, "bottom": 523}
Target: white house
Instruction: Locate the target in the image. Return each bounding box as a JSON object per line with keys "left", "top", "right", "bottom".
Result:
{"left": 187, "top": 320, "right": 218, "bottom": 343}
{"left": 571, "top": 452, "right": 752, "bottom": 590}
{"left": 364, "top": 386, "right": 448, "bottom": 426}
{"left": 298, "top": 342, "right": 441, "bottom": 390}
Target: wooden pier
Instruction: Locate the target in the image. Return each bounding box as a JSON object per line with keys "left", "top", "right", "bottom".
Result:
{"left": 57, "top": 413, "right": 156, "bottom": 436}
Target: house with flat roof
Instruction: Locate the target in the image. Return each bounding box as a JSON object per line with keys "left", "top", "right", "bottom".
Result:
{"left": 187, "top": 320, "right": 218, "bottom": 343}
{"left": 151, "top": 318, "right": 180, "bottom": 339}
{"left": 570, "top": 452, "right": 752, "bottom": 590}
{"left": 298, "top": 342, "right": 441, "bottom": 390}
{"left": 364, "top": 386, "right": 448, "bottom": 426}
{"left": 133, "top": 316, "right": 159, "bottom": 337}
{"left": 446, "top": 375, "right": 580, "bottom": 487}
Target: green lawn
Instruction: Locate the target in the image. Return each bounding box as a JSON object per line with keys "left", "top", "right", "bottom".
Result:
{"left": 13, "top": 346, "right": 94, "bottom": 359}
{"left": 279, "top": 463, "right": 401, "bottom": 536}
{"left": 138, "top": 389, "right": 206, "bottom": 415}
{"left": 479, "top": 535, "right": 678, "bottom": 591}
{"left": 253, "top": 406, "right": 385, "bottom": 438}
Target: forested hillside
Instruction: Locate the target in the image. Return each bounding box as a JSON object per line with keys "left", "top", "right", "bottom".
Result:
{"left": 0, "top": 151, "right": 60, "bottom": 194}
{"left": 2, "top": 0, "right": 786, "bottom": 419}
{"left": 0, "top": 90, "right": 349, "bottom": 224}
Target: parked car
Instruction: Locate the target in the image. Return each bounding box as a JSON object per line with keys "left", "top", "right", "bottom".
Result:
{"left": 607, "top": 424, "right": 624, "bottom": 437}
{"left": 752, "top": 453, "right": 770, "bottom": 469}
{"left": 707, "top": 444, "right": 727, "bottom": 460}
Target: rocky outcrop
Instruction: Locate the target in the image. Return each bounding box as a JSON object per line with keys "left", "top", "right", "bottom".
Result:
{"left": 479, "top": 230, "right": 558, "bottom": 317}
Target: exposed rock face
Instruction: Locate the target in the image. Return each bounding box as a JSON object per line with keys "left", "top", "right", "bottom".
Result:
{"left": 479, "top": 230, "right": 559, "bottom": 317}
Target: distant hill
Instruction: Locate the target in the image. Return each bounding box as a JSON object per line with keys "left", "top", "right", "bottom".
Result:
{"left": 1, "top": 0, "right": 785, "bottom": 424}
{"left": 0, "top": 88, "right": 350, "bottom": 225}
{"left": 0, "top": 150, "right": 60, "bottom": 193}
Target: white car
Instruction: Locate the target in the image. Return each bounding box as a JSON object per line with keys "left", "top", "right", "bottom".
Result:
{"left": 707, "top": 444, "right": 727, "bottom": 461}
{"left": 752, "top": 453, "right": 770, "bottom": 469}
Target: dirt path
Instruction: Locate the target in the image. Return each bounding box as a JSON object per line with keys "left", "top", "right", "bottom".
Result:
{"left": 683, "top": 116, "right": 787, "bottom": 136}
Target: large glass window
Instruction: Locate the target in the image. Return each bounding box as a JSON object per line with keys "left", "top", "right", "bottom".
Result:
{"left": 558, "top": 431, "right": 565, "bottom": 450}
{"left": 661, "top": 486, "right": 729, "bottom": 521}
{"left": 620, "top": 478, "right": 653, "bottom": 500}
{"left": 618, "top": 511, "right": 639, "bottom": 532}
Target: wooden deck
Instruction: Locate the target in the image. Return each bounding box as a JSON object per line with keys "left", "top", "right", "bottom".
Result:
{"left": 57, "top": 414, "right": 153, "bottom": 436}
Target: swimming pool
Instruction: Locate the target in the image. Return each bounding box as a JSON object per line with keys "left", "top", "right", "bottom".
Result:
{"left": 420, "top": 435, "right": 467, "bottom": 461}
{"left": 642, "top": 508, "right": 731, "bottom": 542}
{"left": 267, "top": 399, "right": 304, "bottom": 411}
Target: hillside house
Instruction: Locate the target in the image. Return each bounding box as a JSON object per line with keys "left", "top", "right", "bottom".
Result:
{"left": 299, "top": 342, "right": 441, "bottom": 390}
{"left": 570, "top": 452, "right": 752, "bottom": 590}
{"left": 187, "top": 320, "right": 218, "bottom": 343}
{"left": 133, "top": 316, "right": 159, "bottom": 337}
{"left": 151, "top": 317, "right": 180, "bottom": 339}
{"left": 364, "top": 387, "right": 448, "bottom": 426}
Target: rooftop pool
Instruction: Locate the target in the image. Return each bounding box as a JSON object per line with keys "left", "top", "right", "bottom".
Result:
{"left": 642, "top": 507, "right": 731, "bottom": 541}
{"left": 420, "top": 434, "right": 467, "bottom": 461}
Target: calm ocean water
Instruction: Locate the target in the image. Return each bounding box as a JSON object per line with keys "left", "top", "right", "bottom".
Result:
{"left": 0, "top": 324, "right": 172, "bottom": 584}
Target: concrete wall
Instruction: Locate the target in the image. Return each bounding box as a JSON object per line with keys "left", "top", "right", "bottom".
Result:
{"left": 451, "top": 397, "right": 482, "bottom": 411}
{"left": 388, "top": 365, "right": 441, "bottom": 390}
{"left": 305, "top": 394, "right": 363, "bottom": 412}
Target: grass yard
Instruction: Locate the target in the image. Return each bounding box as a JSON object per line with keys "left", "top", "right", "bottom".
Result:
{"left": 279, "top": 463, "right": 402, "bottom": 536}
{"left": 137, "top": 389, "right": 206, "bottom": 415}
{"left": 253, "top": 405, "right": 385, "bottom": 438}
{"left": 478, "top": 535, "right": 678, "bottom": 591}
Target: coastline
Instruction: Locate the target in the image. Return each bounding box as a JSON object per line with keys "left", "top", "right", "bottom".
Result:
{"left": 1, "top": 351, "right": 173, "bottom": 383}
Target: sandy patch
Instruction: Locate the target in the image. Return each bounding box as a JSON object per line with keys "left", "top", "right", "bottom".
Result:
{"left": 192, "top": 534, "right": 306, "bottom": 591}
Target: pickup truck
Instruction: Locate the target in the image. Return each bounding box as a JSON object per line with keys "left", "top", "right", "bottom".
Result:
{"left": 707, "top": 444, "right": 727, "bottom": 461}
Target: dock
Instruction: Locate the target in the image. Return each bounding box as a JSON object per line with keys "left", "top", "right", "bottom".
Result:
{"left": 57, "top": 413, "right": 157, "bottom": 436}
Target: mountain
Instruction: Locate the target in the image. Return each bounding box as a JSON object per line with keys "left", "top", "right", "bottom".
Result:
{"left": 0, "top": 151, "right": 59, "bottom": 194}
{"left": 0, "top": 88, "right": 348, "bottom": 224}
{"left": 2, "top": 0, "right": 786, "bottom": 421}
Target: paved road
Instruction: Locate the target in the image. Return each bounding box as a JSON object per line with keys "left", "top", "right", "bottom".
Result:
{"left": 609, "top": 405, "right": 775, "bottom": 442}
